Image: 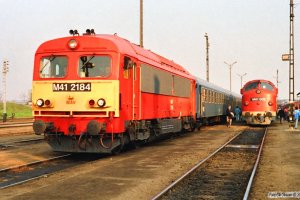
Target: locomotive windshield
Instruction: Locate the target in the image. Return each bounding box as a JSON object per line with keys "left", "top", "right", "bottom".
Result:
{"left": 244, "top": 81, "right": 274, "bottom": 91}
{"left": 39, "top": 56, "right": 67, "bottom": 78}
{"left": 244, "top": 82, "right": 259, "bottom": 91}
{"left": 260, "top": 82, "right": 274, "bottom": 91}
{"left": 78, "top": 55, "right": 111, "bottom": 78}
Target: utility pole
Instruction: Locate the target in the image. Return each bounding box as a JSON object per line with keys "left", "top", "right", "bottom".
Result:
{"left": 140, "top": 0, "right": 144, "bottom": 48}
{"left": 224, "top": 61, "right": 237, "bottom": 92}
{"left": 204, "top": 33, "right": 209, "bottom": 82}
{"left": 289, "top": 0, "right": 295, "bottom": 102}
{"left": 2, "top": 60, "right": 9, "bottom": 122}
{"left": 237, "top": 73, "right": 247, "bottom": 89}
{"left": 274, "top": 69, "right": 280, "bottom": 89}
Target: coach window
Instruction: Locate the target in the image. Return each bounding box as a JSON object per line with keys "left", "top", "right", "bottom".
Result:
{"left": 202, "top": 89, "right": 206, "bottom": 102}
{"left": 203, "top": 89, "right": 206, "bottom": 102}
{"left": 40, "top": 56, "right": 68, "bottom": 78}
{"left": 78, "top": 55, "right": 111, "bottom": 78}
{"left": 260, "top": 82, "right": 273, "bottom": 91}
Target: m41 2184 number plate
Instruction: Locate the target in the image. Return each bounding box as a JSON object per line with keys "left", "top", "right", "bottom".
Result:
{"left": 52, "top": 83, "right": 91, "bottom": 92}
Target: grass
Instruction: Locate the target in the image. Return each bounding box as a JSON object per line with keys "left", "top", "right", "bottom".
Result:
{"left": 0, "top": 102, "right": 32, "bottom": 118}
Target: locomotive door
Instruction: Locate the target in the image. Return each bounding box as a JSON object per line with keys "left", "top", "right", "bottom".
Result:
{"left": 124, "top": 56, "right": 140, "bottom": 120}
{"left": 131, "top": 62, "right": 140, "bottom": 120}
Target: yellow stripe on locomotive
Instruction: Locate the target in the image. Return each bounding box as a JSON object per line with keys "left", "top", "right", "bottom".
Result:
{"left": 32, "top": 80, "right": 119, "bottom": 117}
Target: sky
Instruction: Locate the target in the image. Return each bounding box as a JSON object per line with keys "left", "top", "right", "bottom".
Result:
{"left": 0, "top": 0, "right": 299, "bottom": 101}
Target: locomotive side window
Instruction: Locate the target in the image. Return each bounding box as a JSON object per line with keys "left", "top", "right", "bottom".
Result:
{"left": 40, "top": 56, "right": 67, "bottom": 78}
{"left": 244, "top": 82, "right": 259, "bottom": 91}
{"left": 78, "top": 55, "right": 111, "bottom": 78}
{"left": 260, "top": 82, "right": 273, "bottom": 91}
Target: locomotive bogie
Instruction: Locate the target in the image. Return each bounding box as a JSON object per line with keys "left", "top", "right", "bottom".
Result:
{"left": 242, "top": 111, "right": 276, "bottom": 125}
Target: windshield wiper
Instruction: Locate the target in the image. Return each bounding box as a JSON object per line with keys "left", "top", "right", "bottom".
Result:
{"left": 40, "top": 55, "right": 56, "bottom": 73}
{"left": 81, "top": 55, "right": 95, "bottom": 69}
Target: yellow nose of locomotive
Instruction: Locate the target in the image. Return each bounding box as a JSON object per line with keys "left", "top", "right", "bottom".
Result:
{"left": 32, "top": 80, "right": 119, "bottom": 118}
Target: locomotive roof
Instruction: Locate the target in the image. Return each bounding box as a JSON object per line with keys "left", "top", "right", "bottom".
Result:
{"left": 36, "top": 34, "right": 194, "bottom": 80}
{"left": 243, "top": 79, "right": 277, "bottom": 89}
{"left": 196, "top": 77, "right": 241, "bottom": 98}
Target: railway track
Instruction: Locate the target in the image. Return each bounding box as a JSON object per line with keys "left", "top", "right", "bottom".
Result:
{"left": 0, "top": 153, "right": 105, "bottom": 189}
{"left": 152, "top": 127, "right": 267, "bottom": 200}
{"left": 0, "top": 122, "right": 33, "bottom": 128}
{"left": 0, "top": 138, "right": 44, "bottom": 150}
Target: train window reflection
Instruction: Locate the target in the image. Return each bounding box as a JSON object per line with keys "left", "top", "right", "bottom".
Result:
{"left": 78, "top": 55, "right": 111, "bottom": 78}
{"left": 244, "top": 82, "right": 259, "bottom": 91}
{"left": 260, "top": 82, "right": 273, "bottom": 91}
{"left": 40, "top": 56, "right": 67, "bottom": 78}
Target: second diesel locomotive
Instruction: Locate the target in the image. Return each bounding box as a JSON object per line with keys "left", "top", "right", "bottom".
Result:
{"left": 241, "top": 79, "right": 277, "bottom": 125}
{"left": 32, "top": 30, "right": 240, "bottom": 153}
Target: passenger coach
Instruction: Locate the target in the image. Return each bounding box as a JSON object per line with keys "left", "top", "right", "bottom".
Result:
{"left": 195, "top": 78, "right": 241, "bottom": 125}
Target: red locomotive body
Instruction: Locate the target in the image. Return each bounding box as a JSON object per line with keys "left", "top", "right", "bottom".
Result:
{"left": 240, "top": 79, "right": 278, "bottom": 125}
{"left": 32, "top": 31, "right": 196, "bottom": 153}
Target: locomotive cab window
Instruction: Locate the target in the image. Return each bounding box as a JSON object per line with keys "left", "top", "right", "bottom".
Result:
{"left": 40, "top": 56, "right": 67, "bottom": 78}
{"left": 78, "top": 55, "right": 111, "bottom": 78}
{"left": 244, "top": 82, "right": 259, "bottom": 91}
{"left": 260, "top": 82, "right": 273, "bottom": 91}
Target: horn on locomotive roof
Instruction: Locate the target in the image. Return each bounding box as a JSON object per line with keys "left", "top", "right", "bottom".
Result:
{"left": 69, "top": 29, "right": 79, "bottom": 36}
{"left": 85, "top": 29, "right": 95, "bottom": 35}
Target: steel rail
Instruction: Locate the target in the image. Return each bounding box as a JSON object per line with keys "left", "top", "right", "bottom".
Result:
{"left": 0, "top": 154, "right": 72, "bottom": 189}
{"left": 12, "top": 138, "right": 44, "bottom": 144}
{"left": 0, "top": 138, "right": 44, "bottom": 146}
{"left": 151, "top": 130, "right": 243, "bottom": 200}
{"left": 0, "top": 154, "right": 71, "bottom": 173}
{"left": 243, "top": 127, "right": 267, "bottom": 200}
{"left": 0, "top": 122, "right": 33, "bottom": 128}
{"left": 0, "top": 138, "right": 44, "bottom": 150}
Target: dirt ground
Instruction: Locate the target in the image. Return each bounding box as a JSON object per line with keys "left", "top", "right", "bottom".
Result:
{"left": 0, "top": 124, "right": 245, "bottom": 200}
{"left": 250, "top": 121, "right": 300, "bottom": 199}
{"left": 0, "top": 134, "right": 63, "bottom": 170}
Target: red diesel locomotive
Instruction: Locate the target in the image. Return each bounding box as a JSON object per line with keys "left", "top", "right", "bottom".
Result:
{"left": 240, "top": 79, "right": 277, "bottom": 125}
{"left": 32, "top": 30, "right": 196, "bottom": 153}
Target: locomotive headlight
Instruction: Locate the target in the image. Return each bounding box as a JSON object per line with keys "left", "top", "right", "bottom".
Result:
{"left": 268, "top": 101, "right": 273, "bottom": 106}
{"left": 36, "top": 99, "right": 44, "bottom": 107}
{"left": 97, "top": 98, "right": 106, "bottom": 107}
{"left": 244, "top": 101, "right": 249, "bottom": 106}
{"left": 256, "top": 89, "right": 261, "bottom": 94}
{"left": 68, "top": 39, "right": 78, "bottom": 49}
